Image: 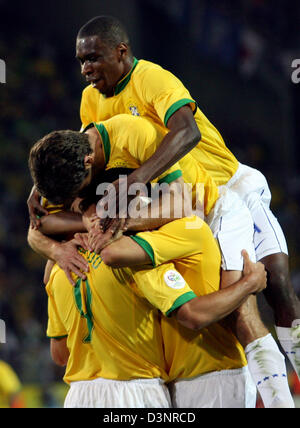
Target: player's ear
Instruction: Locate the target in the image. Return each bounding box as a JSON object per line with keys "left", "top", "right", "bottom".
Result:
{"left": 117, "top": 42, "right": 128, "bottom": 60}
{"left": 84, "top": 154, "right": 94, "bottom": 168}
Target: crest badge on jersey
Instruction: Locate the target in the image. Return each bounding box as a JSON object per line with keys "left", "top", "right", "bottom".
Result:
{"left": 129, "top": 105, "right": 140, "bottom": 116}
{"left": 164, "top": 270, "right": 186, "bottom": 289}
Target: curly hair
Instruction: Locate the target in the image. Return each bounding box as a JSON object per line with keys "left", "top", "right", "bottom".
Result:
{"left": 29, "top": 130, "right": 92, "bottom": 204}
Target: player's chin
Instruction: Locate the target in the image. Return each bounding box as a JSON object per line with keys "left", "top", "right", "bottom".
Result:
{"left": 93, "top": 79, "right": 106, "bottom": 93}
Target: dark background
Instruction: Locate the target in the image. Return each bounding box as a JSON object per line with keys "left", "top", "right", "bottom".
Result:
{"left": 0, "top": 0, "right": 299, "bottom": 406}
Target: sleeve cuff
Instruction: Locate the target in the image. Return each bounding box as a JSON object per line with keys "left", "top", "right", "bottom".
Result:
{"left": 164, "top": 99, "right": 197, "bottom": 126}
{"left": 130, "top": 235, "right": 156, "bottom": 267}
{"left": 157, "top": 169, "right": 182, "bottom": 184}
{"left": 166, "top": 291, "right": 197, "bottom": 317}
{"left": 47, "top": 334, "right": 68, "bottom": 340}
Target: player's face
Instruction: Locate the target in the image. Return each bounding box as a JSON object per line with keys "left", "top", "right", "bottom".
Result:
{"left": 76, "top": 36, "right": 125, "bottom": 97}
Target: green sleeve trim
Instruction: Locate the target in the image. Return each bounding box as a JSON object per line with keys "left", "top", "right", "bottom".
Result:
{"left": 164, "top": 98, "right": 197, "bottom": 126}
{"left": 130, "top": 235, "right": 156, "bottom": 267}
{"left": 81, "top": 122, "right": 95, "bottom": 133}
{"left": 166, "top": 291, "right": 197, "bottom": 317}
{"left": 47, "top": 335, "right": 68, "bottom": 340}
{"left": 158, "top": 169, "right": 182, "bottom": 184}
{"left": 94, "top": 123, "right": 111, "bottom": 164}
{"left": 114, "top": 57, "right": 139, "bottom": 95}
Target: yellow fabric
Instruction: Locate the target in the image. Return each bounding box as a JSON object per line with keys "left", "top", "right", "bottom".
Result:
{"left": 80, "top": 59, "right": 239, "bottom": 186}
{"left": 46, "top": 252, "right": 196, "bottom": 384}
{"left": 94, "top": 114, "right": 219, "bottom": 216}
{"left": 133, "top": 217, "right": 247, "bottom": 380}
{"left": 179, "top": 153, "right": 219, "bottom": 217}
{"left": 94, "top": 115, "right": 182, "bottom": 185}
{"left": 0, "top": 360, "right": 22, "bottom": 408}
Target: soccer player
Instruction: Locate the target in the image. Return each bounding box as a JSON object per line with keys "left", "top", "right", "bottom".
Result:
{"left": 46, "top": 256, "right": 173, "bottom": 408}
{"left": 28, "top": 123, "right": 294, "bottom": 408}
{"left": 68, "top": 15, "right": 300, "bottom": 383}
{"left": 71, "top": 15, "right": 300, "bottom": 383}
{"left": 0, "top": 360, "right": 25, "bottom": 408}
{"left": 44, "top": 213, "right": 267, "bottom": 408}
{"left": 26, "top": 15, "right": 300, "bottom": 383}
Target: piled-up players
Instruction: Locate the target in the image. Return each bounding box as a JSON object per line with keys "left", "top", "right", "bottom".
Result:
{"left": 27, "top": 15, "right": 299, "bottom": 408}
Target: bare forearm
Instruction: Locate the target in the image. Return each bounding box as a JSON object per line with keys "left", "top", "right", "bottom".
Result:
{"left": 127, "top": 216, "right": 172, "bottom": 231}
{"left": 176, "top": 275, "right": 258, "bottom": 330}
{"left": 39, "top": 212, "right": 86, "bottom": 235}
{"left": 128, "top": 106, "right": 200, "bottom": 184}
{"left": 126, "top": 196, "right": 177, "bottom": 231}
{"left": 27, "top": 227, "right": 59, "bottom": 260}
{"left": 127, "top": 182, "right": 188, "bottom": 231}
{"left": 129, "top": 128, "right": 198, "bottom": 185}
{"left": 28, "top": 225, "right": 90, "bottom": 285}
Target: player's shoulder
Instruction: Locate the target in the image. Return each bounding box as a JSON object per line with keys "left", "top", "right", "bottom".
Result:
{"left": 81, "top": 84, "right": 100, "bottom": 100}
{"left": 135, "top": 59, "right": 172, "bottom": 78}
{"left": 135, "top": 59, "right": 183, "bottom": 88}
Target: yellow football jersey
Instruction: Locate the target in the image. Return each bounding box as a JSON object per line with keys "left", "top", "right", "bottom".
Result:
{"left": 46, "top": 251, "right": 196, "bottom": 384}
{"left": 131, "top": 217, "right": 247, "bottom": 380}
{"left": 94, "top": 115, "right": 182, "bottom": 185}
{"left": 80, "top": 58, "right": 239, "bottom": 186}
{"left": 0, "top": 360, "right": 22, "bottom": 408}
{"left": 40, "top": 114, "right": 184, "bottom": 214}
{"left": 94, "top": 114, "right": 219, "bottom": 216}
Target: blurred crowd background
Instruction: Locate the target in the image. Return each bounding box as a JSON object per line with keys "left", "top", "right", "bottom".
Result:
{"left": 0, "top": 0, "right": 300, "bottom": 407}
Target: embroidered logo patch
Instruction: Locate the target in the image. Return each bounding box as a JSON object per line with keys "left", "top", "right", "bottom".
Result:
{"left": 164, "top": 270, "right": 185, "bottom": 289}
{"left": 129, "top": 105, "right": 140, "bottom": 116}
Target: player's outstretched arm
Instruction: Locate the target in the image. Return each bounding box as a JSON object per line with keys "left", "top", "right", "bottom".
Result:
{"left": 100, "top": 106, "right": 200, "bottom": 232}
{"left": 121, "top": 106, "right": 200, "bottom": 191}
{"left": 38, "top": 211, "right": 85, "bottom": 236}
{"left": 89, "top": 177, "right": 191, "bottom": 252}
{"left": 175, "top": 251, "right": 267, "bottom": 330}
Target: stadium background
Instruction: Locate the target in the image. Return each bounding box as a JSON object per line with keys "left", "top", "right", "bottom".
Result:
{"left": 0, "top": 0, "right": 300, "bottom": 407}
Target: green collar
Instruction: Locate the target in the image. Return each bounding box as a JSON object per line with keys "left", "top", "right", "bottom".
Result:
{"left": 93, "top": 123, "right": 111, "bottom": 165}
{"left": 114, "top": 57, "right": 139, "bottom": 96}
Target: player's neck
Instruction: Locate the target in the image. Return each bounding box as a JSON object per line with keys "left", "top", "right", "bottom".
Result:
{"left": 114, "top": 56, "right": 135, "bottom": 89}
{"left": 122, "top": 56, "right": 134, "bottom": 77}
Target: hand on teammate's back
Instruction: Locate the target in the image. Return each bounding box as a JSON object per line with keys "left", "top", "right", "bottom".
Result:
{"left": 88, "top": 220, "right": 121, "bottom": 254}
{"left": 53, "top": 240, "right": 89, "bottom": 286}
{"left": 73, "top": 233, "right": 90, "bottom": 252}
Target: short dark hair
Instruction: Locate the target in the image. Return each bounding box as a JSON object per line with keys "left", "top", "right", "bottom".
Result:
{"left": 29, "top": 130, "right": 92, "bottom": 205}
{"left": 77, "top": 15, "right": 130, "bottom": 48}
